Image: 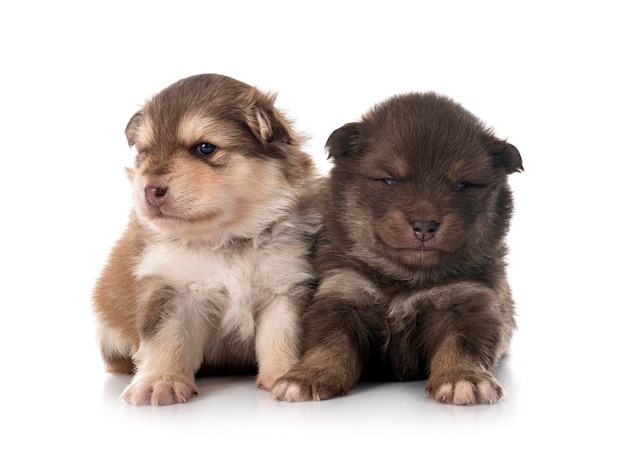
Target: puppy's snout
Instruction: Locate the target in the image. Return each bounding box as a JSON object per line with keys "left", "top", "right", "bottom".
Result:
{"left": 145, "top": 184, "right": 169, "bottom": 208}
{"left": 411, "top": 219, "right": 439, "bottom": 242}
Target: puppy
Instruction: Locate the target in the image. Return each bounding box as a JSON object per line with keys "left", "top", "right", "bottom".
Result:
{"left": 92, "top": 74, "right": 321, "bottom": 405}
{"left": 272, "top": 92, "right": 522, "bottom": 405}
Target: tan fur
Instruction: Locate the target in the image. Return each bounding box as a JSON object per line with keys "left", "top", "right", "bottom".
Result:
{"left": 93, "top": 74, "right": 321, "bottom": 405}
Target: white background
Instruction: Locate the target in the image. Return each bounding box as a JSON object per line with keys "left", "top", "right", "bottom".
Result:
{"left": 2, "top": 1, "right": 624, "bottom": 451}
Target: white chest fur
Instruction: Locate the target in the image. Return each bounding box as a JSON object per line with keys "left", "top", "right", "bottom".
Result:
{"left": 133, "top": 236, "right": 310, "bottom": 344}
{"left": 135, "top": 240, "right": 256, "bottom": 336}
{"left": 135, "top": 241, "right": 253, "bottom": 292}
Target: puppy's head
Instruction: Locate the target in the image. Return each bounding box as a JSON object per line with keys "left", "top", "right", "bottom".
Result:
{"left": 325, "top": 92, "right": 522, "bottom": 279}
{"left": 125, "top": 74, "right": 312, "bottom": 242}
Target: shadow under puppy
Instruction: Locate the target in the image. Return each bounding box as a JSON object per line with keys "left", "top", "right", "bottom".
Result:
{"left": 272, "top": 92, "right": 523, "bottom": 405}
{"left": 92, "top": 74, "right": 321, "bottom": 405}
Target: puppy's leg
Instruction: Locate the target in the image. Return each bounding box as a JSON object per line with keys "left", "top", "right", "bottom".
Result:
{"left": 423, "top": 287, "right": 512, "bottom": 405}
{"left": 255, "top": 296, "right": 300, "bottom": 390}
{"left": 97, "top": 325, "right": 136, "bottom": 374}
{"left": 120, "top": 284, "right": 206, "bottom": 405}
{"left": 270, "top": 314, "right": 364, "bottom": 401}
{"left": 272, "top": 271, "right": 384, "bottom": 401}
{"left": 425, "top": 335, "right": 504, "bottom": 405}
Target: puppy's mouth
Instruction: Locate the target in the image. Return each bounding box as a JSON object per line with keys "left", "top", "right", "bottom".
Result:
{"left": 136, "top": 195, "right": 221, "bottom": 228}
{"left": 375, "top": 233, "right": 440, "bottom": 253}
{"left": 390, "top": 245, "right": 443, "bottom": 254}
{"left": 141, "top": 202, "right": 182, "bottom": 220}
{"left": 138, "top": 187, "right": 221, "bottom": 224}
{"left": 149, "top": 210, "right": 188, "bottom": 222}
{"left": 144, "top": 207, "right": 218, "bottom": 224}
{"left": 375, "top": 233, "right": 451, "bottom": 268}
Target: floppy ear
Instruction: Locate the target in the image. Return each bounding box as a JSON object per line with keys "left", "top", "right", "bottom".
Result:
{"left": 251, "top": 105, "right": 293, "bottom": 144}
{"left": 325, "top": 122, "right": 363, "bottom": 159}
{"left": 244, "top": 91, "right": 293, "bottom": 146}
{"left": 125, "top": 110, "right": 144, "bottom": 147}
{"left": 486, "top": 137, "right": 523, "bottom": 174}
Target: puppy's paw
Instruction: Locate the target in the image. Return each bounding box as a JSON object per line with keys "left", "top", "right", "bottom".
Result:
{"left": 257, "top": 370, "right": 285, "bottom": 391}
{"left": 270, "top": 379, "right": 313, "bottom": 402}
{"left": 121, "top": 374, "right": 198, "bottom": 406}
{"left": 270, "top": 371, "right": 349, "bottom": 402}
{"left": 256, "top": 358, "right": 295, "bottom": 391}
{"left": 426, "top": 371, "right": 503, "bottom": 405}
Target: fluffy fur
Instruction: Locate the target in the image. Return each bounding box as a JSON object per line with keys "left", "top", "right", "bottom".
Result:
{"left": 92, "top": 74, "right": 321, "bottom": 405}
{"left": 271, "top": 92, "right": 523, "bottom": 405}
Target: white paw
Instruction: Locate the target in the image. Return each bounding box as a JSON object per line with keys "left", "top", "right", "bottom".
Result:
{"left": 271, "top": 380, "right": 314, "bottom": 402}
{"left": 429, "top": 378, "right": 502, "bottom": 405}
{"left": 121, "top": 374, "right": 197, "bottom": 406}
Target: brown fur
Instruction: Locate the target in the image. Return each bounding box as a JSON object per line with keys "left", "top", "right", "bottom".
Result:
{"left": 93, "top": 74, "right": 321, "bottom": 405}
{"left": 272, "top": 92, "right": 522, "bottom": 405}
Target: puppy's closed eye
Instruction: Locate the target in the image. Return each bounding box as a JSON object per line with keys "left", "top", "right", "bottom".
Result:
{"left": 454, "top": 181, "right": 486, "bottom": 191}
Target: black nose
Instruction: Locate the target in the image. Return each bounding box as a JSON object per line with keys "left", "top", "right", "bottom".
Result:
{"left": 145, "top": 185, "right": 168, "bottom": 208}
{"left": 411, "top": 219, "right": 439, "bottom": 241}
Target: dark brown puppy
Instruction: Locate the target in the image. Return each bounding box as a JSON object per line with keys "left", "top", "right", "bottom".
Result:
{"left": 271, "top": 92, "right": 522, "bottom": 405}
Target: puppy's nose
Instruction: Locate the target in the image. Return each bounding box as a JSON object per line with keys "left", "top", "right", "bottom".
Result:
{"left": 411, "top": 219, "right": 439, "bottom": 241}
{"left": 145, "top": 185, "right": 169, "bottom": 208}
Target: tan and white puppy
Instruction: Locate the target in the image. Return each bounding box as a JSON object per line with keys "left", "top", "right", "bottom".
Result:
{"left": 93, "top": 74, "right": 321, "bottom": 406}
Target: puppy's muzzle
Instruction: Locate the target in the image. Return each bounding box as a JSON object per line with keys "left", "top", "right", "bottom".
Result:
{"left": 145, "top": 185, "right": 169, "bottom": 208}
{"left": 411, "top": 219, "right": 439, "bottom": 242}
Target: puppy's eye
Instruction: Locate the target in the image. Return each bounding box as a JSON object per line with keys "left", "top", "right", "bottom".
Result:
{"left": 455, "top": 181, "right": 484, "bottom": 191}
{"left": 382, "top": 178, "right": 398, "bottom": 186}
{"left": 195, "top": 142, "right": 217, "bottom": 156}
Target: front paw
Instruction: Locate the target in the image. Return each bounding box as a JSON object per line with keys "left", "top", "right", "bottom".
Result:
{"left": 271, "top": 369, "right": 351, "bottom": 402}
{"left": 121, "top": 374, "right": 198, "bottom": 406}
{"left": 257, "top": 370, "right": 286, "bottom": 391}
{"left": 426, "top": 371, "right": 503, "bottom": 405}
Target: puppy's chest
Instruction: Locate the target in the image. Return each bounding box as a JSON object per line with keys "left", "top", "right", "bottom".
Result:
{"left": 135, "top": 241, "right": 267, "bottom": 308}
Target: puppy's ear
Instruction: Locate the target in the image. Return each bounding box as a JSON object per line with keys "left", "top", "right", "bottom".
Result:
{"left": 486, "top": 137, "right": 523, "bottom": 174}
{"left": 125, "top": 110, "right": 144, "bottom": 147}
{"left": 325, "top": 122, "right": 363, "bottom": 159}
{"left": 245, "top": 93, "right": 293, "bottom": 146}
